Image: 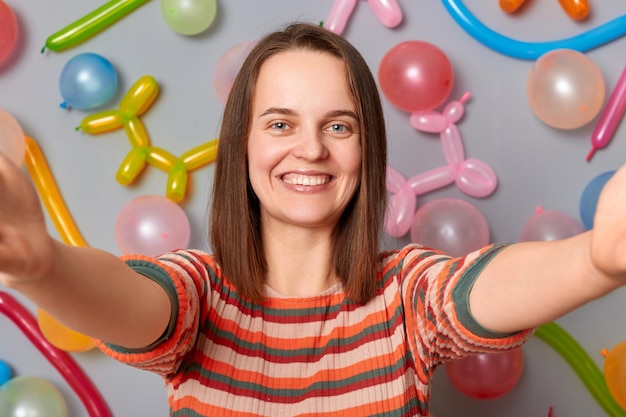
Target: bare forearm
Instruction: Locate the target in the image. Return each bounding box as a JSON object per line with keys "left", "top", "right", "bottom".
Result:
{"left": 6, "top": 240, "right": 171, "bottom": 349}
{"left": 469, "top": 232, "right": 621, "bottom": 333}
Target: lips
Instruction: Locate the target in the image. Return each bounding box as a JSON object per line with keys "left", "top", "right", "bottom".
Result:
{"left": 281, "top": 173, "right": 332, "bottom": 186}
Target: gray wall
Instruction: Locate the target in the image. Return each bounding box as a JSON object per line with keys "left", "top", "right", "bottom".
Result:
{"left": 1, "top": 1, "right": 625, "bottom": 416}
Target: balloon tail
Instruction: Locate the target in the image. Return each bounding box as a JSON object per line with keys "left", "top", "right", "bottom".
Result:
{"left": 586, "top": 147, "right": 597, "bottom": 162}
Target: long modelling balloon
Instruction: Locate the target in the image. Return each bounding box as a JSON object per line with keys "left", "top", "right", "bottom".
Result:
{"left": 535, "top": 322, "right": 626, "bottom": 417}
{"left": 587, "top": 62, "right": 626, "bottom": 162}
{"left": 441, "top": 0, "right": 626, "bottom": 60}
{"left": 42, "top": 0, "right": 150, "bottom": 53}
{"left": 0, "top": 291, "right": 112, "bottom": 417}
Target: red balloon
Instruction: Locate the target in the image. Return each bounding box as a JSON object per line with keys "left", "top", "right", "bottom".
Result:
{"left": 445, "top": 347, "right": 524, "bottom": 399}
{"left": 378, "top": 41, "right": 454, "bottom": 112}
{"left": 0, "top": 1, "right": 18, "bottom": 65}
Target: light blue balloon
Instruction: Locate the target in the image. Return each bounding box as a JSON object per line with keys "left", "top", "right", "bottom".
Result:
{"left": 579, "top": 170, "right": 615, "bottom": 230}
{"left": 0, "top": 360, "right": 11, "bottom": 386}
{"left": 59, "top": 52, "right": 118, "bottom": 110}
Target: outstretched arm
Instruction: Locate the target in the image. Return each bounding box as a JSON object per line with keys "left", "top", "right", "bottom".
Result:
{"left": 469, "top": 162, "right": 626, "bottom": 333}
{"left": 0, "top": 154, "right": 171, "bottom": 349}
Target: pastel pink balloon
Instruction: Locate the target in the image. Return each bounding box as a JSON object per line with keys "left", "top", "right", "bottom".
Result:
{"left": 116, "top": 195, "right": 191, "bottom": 257}
{"left": 367, "top": 0, "right": 402, "bottom": 27}
{"left": 325, "top": 0, "right": 358, "bottom": 34}
{"left": 445, "top": 347, "right": 524, "bottom": 400}
{"left": 213, "top": 41, "right": 256, "bottom": 105}
{"left": 407, "top": 165, "right": 456, "bottom": 195}
{"left": 520, "top": 206, "right": 584, "bottom": 241}
{"left": 455, "top": 158, "right": 498, "bottom": 198}
{"left": 410, "top": 198, "right": 489, "bottom": 257}
{"left": 441, "top": 124, "right": 465, "bottom": 167}
{"left": 410, "top": 112, "right": 448, "bottom": 133}
{"left": 0, "top": 108, "right": 25, "bottom": 166}
{"left": 385, "top": 186, "right": 415, "bottom": 237}
{"left": 527, "top": 49, "right": 605, "bottom": 130}
{"left": 0, "top": 1, "right": 18, "bottom": 65}
{"left": 386, "top": 165, "right": 406, "bottom": 193}
{"left": 378, "top": 41, "right": 454, "bottom": 112}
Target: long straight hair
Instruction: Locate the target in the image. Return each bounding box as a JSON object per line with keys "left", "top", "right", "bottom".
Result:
{"left": 210, "top": 22, "right": 387, "bottom": 304}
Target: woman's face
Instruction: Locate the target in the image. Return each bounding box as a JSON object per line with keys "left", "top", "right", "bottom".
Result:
{"left": 247, "top": 49, "right": 362, "bottom": 233}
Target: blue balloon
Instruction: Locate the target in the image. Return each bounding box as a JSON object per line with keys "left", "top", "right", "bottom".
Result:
{"left": 0, "top": 359, "right": 11, "bottom": 385}
{"left": 59, "top": 52, "right": 118, "bottom": 110}
{"left": 579, "top": 170, "right": 615, "bottom": 230}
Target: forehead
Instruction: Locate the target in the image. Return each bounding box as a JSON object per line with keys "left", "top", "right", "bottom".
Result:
{"left": 253, "top": 49, "right": 355, "bottom": 109}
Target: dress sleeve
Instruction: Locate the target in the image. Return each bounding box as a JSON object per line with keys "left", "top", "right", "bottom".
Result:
{"left": 398, "top": 243, "right": 535, "bottom": 369}
{"left": 95, "top": 249, "right": 211, "bottom": 378}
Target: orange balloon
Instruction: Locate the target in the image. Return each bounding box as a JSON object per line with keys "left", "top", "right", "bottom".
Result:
{"left": 499, "top": 0, "right": 528, "bottom": 13}
{"left": 604, "top": 341, "right": 626, "bottom": 410}
{"left": 37, "top": 308, "right": 96, "bottom": 352}
{"left": 558, "top": 0, "right": 590, "bottom": 21}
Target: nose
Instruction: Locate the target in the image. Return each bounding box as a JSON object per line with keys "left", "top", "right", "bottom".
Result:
{"left": 292, "top": 128, "right": 329, "bottom": 160}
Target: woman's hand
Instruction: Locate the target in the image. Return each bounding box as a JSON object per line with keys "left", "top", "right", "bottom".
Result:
{"left": 0, "top": 153, "right": 54, "bottom": 286}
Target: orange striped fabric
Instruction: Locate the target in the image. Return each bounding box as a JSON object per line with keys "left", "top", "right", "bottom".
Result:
{"left": 97, "top": 243, "right": 533, "bottom": 416}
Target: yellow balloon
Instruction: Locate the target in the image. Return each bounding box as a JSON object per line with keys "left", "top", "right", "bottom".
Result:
{"left": 604, "top": 341, "right": 626, "bottom": 410}
{"left": 37, "top": 308, "right": 96, "bottom": 352}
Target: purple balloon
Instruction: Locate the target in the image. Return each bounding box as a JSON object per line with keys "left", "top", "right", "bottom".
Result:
{"left": 520, "top": 207, "right": 584, "bottom": 242}
{"left": 115, "top": 195, "right": 190, "bottom": 257}
{"left": 410, "top": 198, "right": 489, "bottom": 257}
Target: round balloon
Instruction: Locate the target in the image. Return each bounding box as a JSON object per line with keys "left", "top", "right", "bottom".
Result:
{"left": 0, "top": 108, "right": 25, "bottom": 166}
{"left": 527, "top": 49, "right": 605, "bottom": 129}
{"left": 604, "top": 340, "right": 626, "bottom": 410}
{"left": 161, "top": 0, "right": 217, "bottom": 35}
{"left": 445, "top": 347, "right": 524, "bottom": 399}
{"left": 115, "top": 195, "right": 191, "bottom": 257}
{"left": 0, "top": 376, "right": 67, "bottom": 417}
{"left": 213, "top": 41, "right": 255, "bottom": 105}
{"left": 0, "top": 1, "right": 18, "bottom": 65}
{"left": 0, "top": 359, "right": 11, "bottom": 386}
{"left": 520, "top": 206, "right": 584, "bottom": 241}
{"left": 59, "top": 53, "right": 118, "bottom": 110}
{"left": 378, "top": 41, "right": 454, "bottom": 113}
{"left": 410, "top": 198, "right": 489, "bottom": 257}
{"left": 580, "top": 170, "right": 615, "bottom": 230}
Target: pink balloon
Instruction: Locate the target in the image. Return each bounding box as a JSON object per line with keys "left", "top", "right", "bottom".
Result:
{"left": 410, "top": 198, "right": 489, "bottom": 257}
{"left": 0, "top": 1, "right": 18, "bottom": 65}
{"left": 445, "top": 347, "right": 524, "bottom": 400}
{"left": 455, "top": 158, "right": 498, "bottom": 198}
{"left": 385, "top": 186, "right": 415, "bottom": 237}
{"left": 407, "top": 165, "right": 456, "bottom": 195}
{"left": 213, "top": 41, "right": 256, "bottom": 106}
{"left": 0, "top": 108, "right": 25, "bottom": 166}
{"left": 367, "top": 0, "right": 402, "bottom": 27}
{"left": 386, "top": 165, "right": 406, "bottom": 193}
{"left": 527, "top": 49, "right": 605, "bottom": 130}
{"left": 116, "top": 195, "right": 191, "bottom": 257}
{"left": 378, "top": 41, "right": 454, "bottom": 113}
{"left": 325, "top": 0, "right": 358, "bottom": 34}
{"left": 520, "top": 206, "right": 584, "bottom": 242}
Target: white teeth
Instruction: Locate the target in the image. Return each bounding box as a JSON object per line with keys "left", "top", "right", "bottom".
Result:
{"left": 282, "top": 174, "right": 330, "bottom": 186}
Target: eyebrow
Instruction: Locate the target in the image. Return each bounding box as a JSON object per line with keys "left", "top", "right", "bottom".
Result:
{"left": 259, "top": 107, "right": 359, "bottom": 120}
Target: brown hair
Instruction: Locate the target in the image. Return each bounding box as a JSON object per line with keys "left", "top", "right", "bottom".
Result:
{"left": 209, "top": 22, "right": 387, "bottom": 304}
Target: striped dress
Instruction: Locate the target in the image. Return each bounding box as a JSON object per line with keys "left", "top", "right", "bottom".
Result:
{"left": 97, "top": 243, "right": 533, "bottom": 416}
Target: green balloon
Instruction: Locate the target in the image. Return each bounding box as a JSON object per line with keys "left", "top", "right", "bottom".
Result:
{"left": 161, "top": 0, "right": 217, "bottom": 35}
{"left": 0, "top": 376, "right": 67, "bottom": 417}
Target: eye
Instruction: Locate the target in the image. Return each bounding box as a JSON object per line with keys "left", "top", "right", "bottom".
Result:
{"left": 328, "top": 124, "right": 348, "bottom": 133}
{"left": 270, "top": 121, "right": 289, "bottom": 130}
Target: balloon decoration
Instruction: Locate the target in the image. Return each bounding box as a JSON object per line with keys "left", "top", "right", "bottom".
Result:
{"left": 499, "top": 0, "right": 589, "bottom": 20}
{"left": 115, "top": 195, "right": 191, "bottom": 256}
{"left": 0, "top": 360, "right": 11, "bottom": 385}
{"left": 588, "top": 61, "right": 626, "bottom": 161}
{"left": 324, "top": 0, "right": 402, "bottom": 35}
{"left": 0, "top": 291, "right": 112, "bottom": 417}
{"left": 0, "top": 109, "right": 25, "bottom": 166}
{"left": 37, "top": 308, "right": 95, "bottom": 353}
{"left": 410, "top": 92, "right": 498, "bottom": 198}
{"left": 42, "top": 0, "right": 150, "bottom": 52}
{"left": 442, "top": 0, "right": 626, "bottom": 60}
{"left": 498, "top": 0, "right": 526, "bottom": 13}
{"left": 59, "top": 53, "right": 119, "bottom": 110}
{"left": 213, "top": 41, "right": 256, "bottom": 105}
{"left": 161, "top": 0, "right": 218, "bottom": 35}
{"left": 0, "top": 376, "right": 67, "bottom": 417}
{"left": 535, "top": 322, "right": 626, "bottom": 417}
{"left": 603, "top": 341, "right": 626, "bottom": 411}
{"left": 579, "top": 170, "right": 615, "bottom": 230}
{"left": 0, "top": 1, "right": 18, "bottom": 65}
{"left": 410, "top": 198, "right": 490, "bottom": 257}
{"left": 445, "top": 347, "right": 524, "bottom": 399}
{"left": 527, "top": 49, "right": 605, "bottom": 130}
{"left": 378, "top": 40, "right": 453, "bottom": 113}
{"left": 77, "top": 75, "right": 219, "bottom": 202}
{"left": 520, "top": 206, "right": 584, "bottom": 242}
